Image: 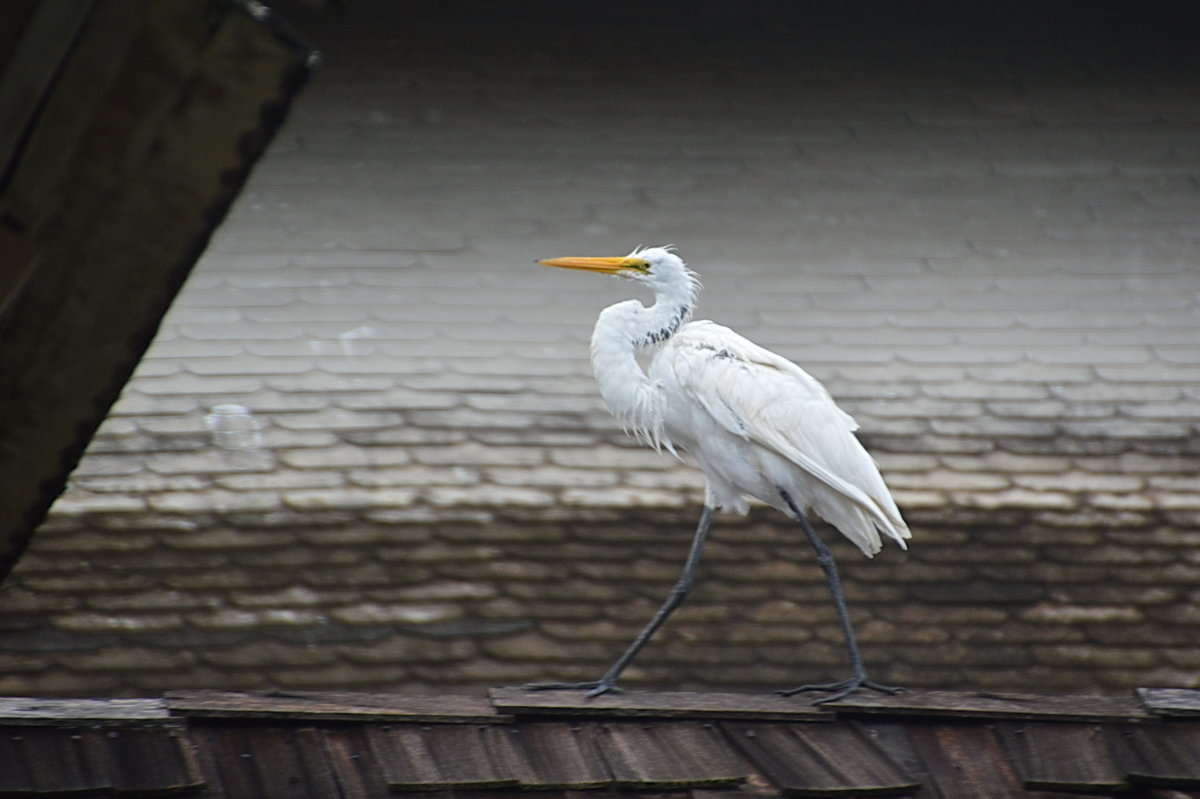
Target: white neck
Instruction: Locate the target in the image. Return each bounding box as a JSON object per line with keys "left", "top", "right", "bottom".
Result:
{"left": 588, "top": 278, "right": 695, "bottom": 451}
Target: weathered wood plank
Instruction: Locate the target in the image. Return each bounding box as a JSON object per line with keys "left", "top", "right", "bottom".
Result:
{"left": 246, "top": 726, "right": 340, "bottom": 798}
{"left": 904, "top": 724, "right": 1025, "bottom": 798}
{"left": 166, "top": 689, "right": 508, "bottom": 722}
{"left": 426, "top": 726, "right": 515, "bottom": 790}
{"left": 286, "top": 727, "right": 345, "bottom": 798}
{"left": 651, "top": 722, "right": 748, "bottom": 785}
{"left": 0, "top": 0, "right": 314, "bottom": 583}
{"left": 369, "top": 725, "right": 517, "bottom": 791}
{"left": 489, "top": 687, "right": 831, "bottom": 721}
{"left": 492, "top": 722, "right": 610, "bottom": 789}
{"left": 0, "top": 696, "right": 173, "bottom": 726}
{"left": 479, "top": 724, "right": 541, "bottom": 788}
{"left": 1118, "top": 723, "right": 1200, "bottom": 788}
{"left": 187, "top": 726, "right": 268, "bottom": 797}
{"left": 30, "top": 728, "right": 97, "bottom": 794}
{"left": 317, "top": 726, "right": 393, "bottom": 798}
{"left": 722, "top": 721, "right": 918, "bottom": 796}
{"left": 181, "top": 724, "right": 244, "bottom": 796}
{"left": 826, "top": 689, "right": 1152, "bottom": 723}
{"left": 591, "top": 721, "right": 746, "bottom": 789}
{"left": 593, "top": 722, "right": 688, "bottom": 788}
{"left": 0, "top": 0, "right": 95, "bottom": 176}
{"left": 998, "top": 722, "right": 1129, "bottom": 792}
{"left": 105, "top": 727, "right": 208, "bottom": 795}
{"left": 368, "top": 726, "right": 442, "bottom": 789}
{"left": 1137, "top": 687, "right": 1200, "bottom": 718}
{"left": 1, "top": 0, "right": 150, "bottom": 226}
{"left": 0, "top": 731, "right": 36, "bottom": 795}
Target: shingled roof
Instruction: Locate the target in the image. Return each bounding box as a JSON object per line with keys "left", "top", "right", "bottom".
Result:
{"left": 46, "top": 0, "right": 1200, "bottom": 527}
{"left": 1, "top": 688, "right": 1199, "bottom": 797}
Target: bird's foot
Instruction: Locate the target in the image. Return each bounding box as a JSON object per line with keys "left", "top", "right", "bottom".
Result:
{"left": 522, "top": 679, "right": 623, "bottom": 699}
{"left": 778, "top": 675, "right": 902, "bottom": 706}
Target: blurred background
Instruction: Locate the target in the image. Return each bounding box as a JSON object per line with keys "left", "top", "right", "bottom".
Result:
{"left": 2, "top": 0, "right": 1198, "bottom": 697}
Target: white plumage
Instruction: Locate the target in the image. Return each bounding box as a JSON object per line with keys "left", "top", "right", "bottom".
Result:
{"left": 651, "top": 320, "right": 909, "bottom": 556}
{"left": 533, "top": 245, "right": 909, "bottom": 703}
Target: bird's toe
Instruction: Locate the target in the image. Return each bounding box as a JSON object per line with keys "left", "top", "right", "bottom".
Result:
{"left": 584, "top": 680, "right": 622, "bottom": 698}
{"left": 778, "top": 676, "right": 903, "bottom": 705}
{"left": 523, "top": 679, "right": 623, "bottom": 697}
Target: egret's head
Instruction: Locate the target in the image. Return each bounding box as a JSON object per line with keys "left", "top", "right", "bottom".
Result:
{"left": 539, "top": 245, "right": 698, "bottom": 295}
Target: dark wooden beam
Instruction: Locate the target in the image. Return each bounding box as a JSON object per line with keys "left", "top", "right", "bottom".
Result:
{"left": 166, "top": 690, "right": 510, "bottom": 724}
{"left": 0, "top": 696, "right": 173, "bottom": 727}
{"left": 824, "top": 688, "right": 1153, "bottom": 723}
{"left": 489, "top": 687, "right": 832, "bottom": 721}
{"left": 0, "top": 1, "right": 316, "bottom": 580}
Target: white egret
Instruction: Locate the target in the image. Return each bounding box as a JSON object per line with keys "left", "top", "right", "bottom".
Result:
{"left": 531, "top": 246, "right": 910, "bottom": 704}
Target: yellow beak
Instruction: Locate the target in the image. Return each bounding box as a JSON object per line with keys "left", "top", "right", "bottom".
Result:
{"left": 538, "top": 255, "right": 650, "bottom": 275}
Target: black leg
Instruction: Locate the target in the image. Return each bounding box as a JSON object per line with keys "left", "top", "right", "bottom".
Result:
{"left": 525, "top": 505, "right": 715, "bottom": 697}
{"left": 777, "top": 490, "right": 901, "bottom": 705}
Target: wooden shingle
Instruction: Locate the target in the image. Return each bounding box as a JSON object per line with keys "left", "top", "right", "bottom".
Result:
{"left": 0, "top": 725, "right": 205, "bottom": 797}
{"left": 0, "top": 728, "right": 97, "bottom": 796}
{"left": 1118, "top": 723, "right": 1200, "bottom": 790}
{"left": 722, "top": 721, "right": 918, "bottom": 796}
{"left": 189, "top": 725, "right": 341, "bottom": 797}
{"left": 490, "top": 723, "right": 610, "bottom": 790}
{"left": 1135, "top": 688, "right": 1200, "bottom": 718}
{"left": 369, "top": 724, "right": 518, "bottom": 791}
{"left": 106, "top": 728, "right": 205, "bottom": 795}
{"left": 317, "top": 726, "right": 394, "bottom": 798}
{"left": 903, "top": 724, "right": 1025, "bottom": 799}
{"left": 999, "top": 722, "right": 1129, "bottom": 793}
{"left": 592, "top": 721, "right": 746, "bottom": 789}
{"left": 1, "top": 688, "right": 1199, "bottom": 797}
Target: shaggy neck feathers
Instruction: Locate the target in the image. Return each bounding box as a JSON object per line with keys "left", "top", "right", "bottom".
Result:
{"left": 588, "top": 263, "right": 698, "bottom": 452}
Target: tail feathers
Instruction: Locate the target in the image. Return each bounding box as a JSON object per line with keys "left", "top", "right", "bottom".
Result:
{"left": 812, "top": 488, "right": 910, "bottom": 558}
{"left": 763, "top": 439, "right": 909, "bottom": 557}
{"left": 869, "top": 491, "right": 911, "bottom": 549}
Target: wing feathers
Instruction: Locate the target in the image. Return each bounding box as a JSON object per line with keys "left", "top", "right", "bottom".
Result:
{"left": 660, "top": 321, "right": 910, "bottom": 555}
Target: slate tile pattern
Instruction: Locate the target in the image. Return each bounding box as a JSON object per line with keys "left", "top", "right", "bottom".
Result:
{"left": 4, "top": 506, "right": 1200, "bottom": 696}
{"left": 46, "top": 0, "right": 1200, "bottom": 525}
